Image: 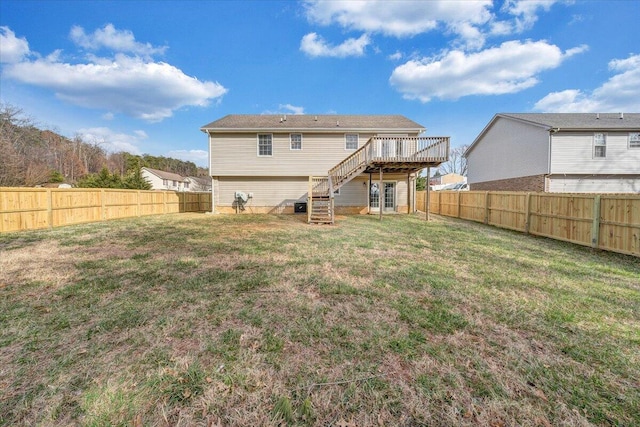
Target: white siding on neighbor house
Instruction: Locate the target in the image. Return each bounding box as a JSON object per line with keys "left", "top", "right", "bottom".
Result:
{"left": 142, "top": 170, "right": 165, "bottom": 190}
{"left": 209, "top": 132, "right": 418, "bottom": 177}
{"left": 548, "top": 175, "right": 640, "bottom": 193}
{"left": 467, "top": 117, "right": 549, "bottom": 184}
{"left": 550, "top": 132, "right": 640, "bottom": 174}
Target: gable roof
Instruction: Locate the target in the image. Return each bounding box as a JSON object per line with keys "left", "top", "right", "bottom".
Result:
{"left": 200, "top": 114, "right": 425, "bottom": 133}
{"left": 142, "top": 167, "right": 185, "bottom": 181}
{"left": 466, "top": 112, "right": 640, "bottom": 156}
{"left": 499, "top": 113, "right": 640, "bottom": 130}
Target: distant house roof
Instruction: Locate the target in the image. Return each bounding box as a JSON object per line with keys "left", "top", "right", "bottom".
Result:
{"left": 142, "top": 167, "right": 185, "bottom": 181}
{"left": 200, "top": 114, "right": 425, "bottom": 133}
{"left": 466, "top": 113, "right": 640, "bottom": 156}
{"left": 498, "top": 113, "right": 640, "bottom": 130}
{"left": 186, "top": 176, "right": 210, "bottom": 186}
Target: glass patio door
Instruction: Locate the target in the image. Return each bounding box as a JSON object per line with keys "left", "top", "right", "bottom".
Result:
{"left": 370, "top": 182, "right": 396, "bottom": 212}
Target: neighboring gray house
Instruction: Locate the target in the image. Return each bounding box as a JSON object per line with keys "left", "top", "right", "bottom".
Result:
{"left": 185, "top": 176, "right": 212, "bottom": 192}
{"left": 141, "top": 167, "right": 187, "bottom": 192}
{"left": 465, "top": 113, "right": 640, "bottom": 193}
{"left": 201, "top": 115, "right": 449, "bottom": 222}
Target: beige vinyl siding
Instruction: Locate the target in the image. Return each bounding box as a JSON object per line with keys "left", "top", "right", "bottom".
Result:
{"left": 210, "top": 132, "right": 403, "bottom": 176}
{"left": 216, "top": 176, "right": 308, "bottom": 207}
{"left": 548, "top": 175, "right": 640, "bottom": 193}
{"left": 335, "top": 176, "right": 369, "bottom": 206}
{"left": 212, "top": 173, "right": 413, "bottom": 210}
{"left": 550, "top": 132, "right": 640, "bottom": 174}
{"left": 467, "top": 117, "right": 548, "bottom": 185}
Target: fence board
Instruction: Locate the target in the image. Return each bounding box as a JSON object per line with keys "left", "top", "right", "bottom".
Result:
{"left": 599, "top": 195, "right": 640, "bottom": 256}
{"left": 417, "top": 190, "right": 640, "bottom": 257}
{"left": 0, "top": 188, "right": 211, "bottom": 233}
{"left": 459, "top": 192, "right": 486, "bottom": 223}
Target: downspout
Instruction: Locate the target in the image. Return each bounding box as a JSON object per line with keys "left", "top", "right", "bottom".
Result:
{"left": 208, "top": 131, "right": 215, "bottom": 213}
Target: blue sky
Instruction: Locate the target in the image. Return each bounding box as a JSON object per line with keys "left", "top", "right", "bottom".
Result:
{"left": 1, "top": 0, "right": 638, "bottom": 167}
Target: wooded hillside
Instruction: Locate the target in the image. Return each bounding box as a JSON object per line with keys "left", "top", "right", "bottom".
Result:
{"left": 0, "top": 103, "right": 207, "bottom": 187}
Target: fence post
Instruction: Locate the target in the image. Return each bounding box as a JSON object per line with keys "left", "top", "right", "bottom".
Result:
{"left": 47, "top": 189, "right": 53, "bottom": 229}
{"left": 101, "top": 189, "right": 106, "bottom": 221}
{"left": 137, "top": 191, "right": 141, "bottom": 217}
{"left": 457, "top": 192, "right": 461, "bottom": 218}
{"left": 525, "top": 192, "right": 532, "bottom": 234}
{"left": 591, "top": 195, "right": 601, "bottom": 248}
{"left": 163, "top": 191, "right": 167, "bottom": 214}
{"left": 484, "top": 191, "right": 489, "bottom": 224}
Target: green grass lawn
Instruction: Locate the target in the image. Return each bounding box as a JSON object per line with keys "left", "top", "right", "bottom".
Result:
{"left": 1, "top": 213, "right": 639, "bottom": 426}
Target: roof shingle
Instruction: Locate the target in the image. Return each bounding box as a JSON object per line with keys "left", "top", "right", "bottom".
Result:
{"left": 500, "top": 113, "right": 640, "bottom": 130}
{"left": 201, "top": 114, "right": 425, "bottom": 132}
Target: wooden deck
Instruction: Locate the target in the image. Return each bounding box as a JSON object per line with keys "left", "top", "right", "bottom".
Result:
{"left": 308, "top": 136, "right": 449, "bottom": 224}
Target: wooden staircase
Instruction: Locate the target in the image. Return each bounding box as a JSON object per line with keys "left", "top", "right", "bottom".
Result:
{"left": 307, "top": 177, "right": 334, "bottom": 224}
{"left": 308, "top": 136, "right": 449, "bottom": 224}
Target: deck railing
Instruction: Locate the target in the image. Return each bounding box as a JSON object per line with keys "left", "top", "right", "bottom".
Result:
{"left": 327, "top": 136, "right": 450, "bottom": 194}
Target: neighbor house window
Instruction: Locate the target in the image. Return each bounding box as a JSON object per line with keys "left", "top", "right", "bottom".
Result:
{"left": 345, "top": 133, "right": 359, "bottom": 150}
{"left": 290, "top": 133, "right": 302, "bottom": 150}
{"left": 163, "top": 179, "right": 168, "bottom": 186}
{"left": 594, "top": 133, "right": 606, "bottom": 158}
{"left": 630, "top": 132, "right": 640, "bottom": 148}
{"left": 258, "top": 134, "right": 272, "bottom": 156}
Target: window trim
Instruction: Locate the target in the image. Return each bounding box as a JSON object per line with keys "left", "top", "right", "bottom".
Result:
{"left": 629, "top": 132, "right": 640, "bottom": 148}
{"left": 593, "top": 132, "right": 607, "bottom": 159}
{"left": 345, "top": 133, "right": 359, "bottom": 150}
{"left": 290, "top": 133, "right": 302, "bottom": 151}
{"left": 257, "top": 133, "right": 273, "bottom": 157}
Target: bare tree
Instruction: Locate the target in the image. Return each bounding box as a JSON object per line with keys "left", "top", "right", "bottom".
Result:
{"left": 439, "top": 145, "right": 469, "bottom": 176}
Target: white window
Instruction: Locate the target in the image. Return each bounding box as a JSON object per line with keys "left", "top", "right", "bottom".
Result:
{"left": 258, "top": 134, "right": 272, "bottom": 156}
{"left": 163, "top": 179, "right": 168, "bottom": 186}
{"left": 630, "top": 132, "right": 640, "bottom": 148}
{"left": 594, "top": 133, "right": 606, "bottom": 158}
{"left": 345, "top": 133, "right": 359, "bottom": 150}
{"left": 290, "top": 133, "right": 302, "bottom": 150}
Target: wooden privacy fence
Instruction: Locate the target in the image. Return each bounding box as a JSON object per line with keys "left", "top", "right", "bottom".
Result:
{"left": 418, "top": 190, "right": 639, "bottom": 257}
{"left": 0, "top": 187, "right": 212, "bottom": 233}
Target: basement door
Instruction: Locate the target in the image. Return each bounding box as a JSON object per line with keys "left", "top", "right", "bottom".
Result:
{"left": 369, "top": 182, "right": 396, "bottom": 213}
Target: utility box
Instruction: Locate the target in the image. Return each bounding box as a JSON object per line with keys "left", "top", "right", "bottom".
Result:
{"left": 294, "top": 202, "right": 307, "bottom": 213}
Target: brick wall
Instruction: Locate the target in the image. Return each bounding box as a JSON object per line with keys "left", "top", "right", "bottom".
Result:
{"left": 470, "top": 174, "right": 546, "bottom": 192}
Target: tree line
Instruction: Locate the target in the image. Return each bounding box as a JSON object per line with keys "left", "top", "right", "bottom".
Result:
{"left": 0, "top": 103, "right": 207, "bottom": 189}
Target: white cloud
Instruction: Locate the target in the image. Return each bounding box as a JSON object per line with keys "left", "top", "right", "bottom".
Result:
{"left": 279, "top": 104, "right": 305, "bottom": 114}
{"left": 303, "top": 0, "right": 564, "bottom": 51}
{"left": 388, "top": 51, "right": 404, "bottom": 61}
{"left": 70, "top": 24, "right": 167, "bottom": 57}
{"left": 2, "top": 26, "right": 227, "bottom": 122}
{"left": 77, "top": 127, "right": 147, "bottom": 154}
{"left": 166, "top": 149, "right": 209, "bottom": 166}
{"left": 303, "top": 0, "right": 492, "bottom": 39}
{"left": 534, "top": 53, "right": 640, "bottom": 112}
{"left": 0, "top": 26, "right": 30, "bottom": 63}
{"left": 502, "top": 0, "right": 559, "bottom": 33}
{"left": 300, "top": 32, "right": 370, "bottom": 57}
{"left": 389, "top": 40, "right": 587, "bottom": 102}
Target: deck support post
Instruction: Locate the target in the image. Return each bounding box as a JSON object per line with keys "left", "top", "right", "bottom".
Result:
{"left": 425, "top": 167, "right": 431, "bottom": 221}
{"left": 379, "top": 167, "right": 383, "bottom": 221}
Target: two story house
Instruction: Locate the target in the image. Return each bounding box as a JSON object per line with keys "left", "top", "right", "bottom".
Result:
{"left": 201, "top": 115, "right": 449, "bottom": 223}
{"left": 465, "top": 113, "right": 640, "bottom": 193}
{"left": 141, "top": 167, "right": 188, "bottom": 192}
